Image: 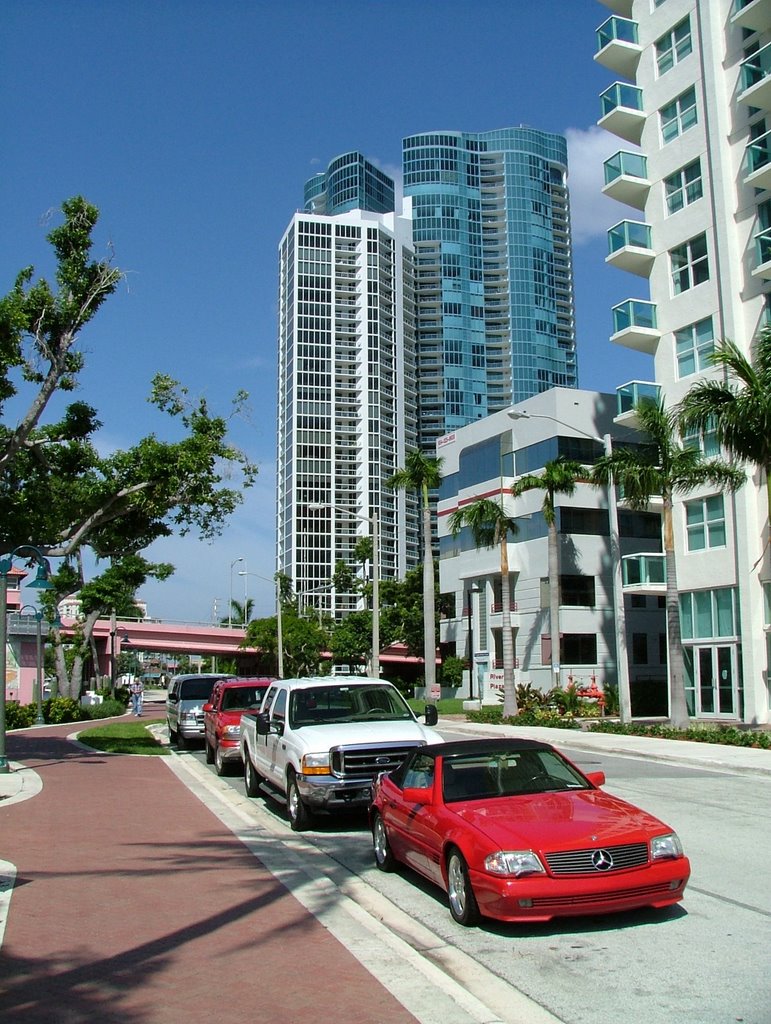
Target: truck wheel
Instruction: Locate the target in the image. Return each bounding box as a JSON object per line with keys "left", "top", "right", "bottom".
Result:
{"left": 205, "top": 741, "right": 214, "bottom": 764}
{"left": 177, "top": 733, "right": 188, "bottom": 751}
{"left": 215, "top": 744, "right": 229, "bottom": 776}
{"left": 372, "top": 813, "right": 397, "bottom": 872}
{"left": 244, "top": 756, "right": 261, "bottom": 797}
{"left": 287, "top": 771, "right": 312, "bottom": 832}
{"left": 168, "top": 723, "right": 178, "bottom": 745}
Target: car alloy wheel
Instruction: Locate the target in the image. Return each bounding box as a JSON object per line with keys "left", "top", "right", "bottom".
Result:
{"left": 287, "top": 773, "right": 311, "bottom": 832}
{"left": 244, "top": 757, "right": 261, "bottom": 797}
{"left": 446, "top": 849, "right": 480, "bottom": 927}
{"left": 372, "top": 813, "right": 396, "bottom": 872}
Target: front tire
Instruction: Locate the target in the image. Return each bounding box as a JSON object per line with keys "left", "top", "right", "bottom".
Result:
{"left": 244, "top": 755, "right": 262, "bottom": 797}
{"left": 205, "top": 741, "right": 214, "bottom": 764}
{"left": 446, "top": 849, "right": 480, "bottom": 927}
{"left": 372, "top": 813, "right": 397, "bottom": 872}
{"left": 286, "top": 771, "right": 312, "bottom": 832}
{"left": 215, "top": 744, "right": 229, "bottom": 776}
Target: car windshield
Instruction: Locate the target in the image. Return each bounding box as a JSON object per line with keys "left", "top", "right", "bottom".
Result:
{"left": 289, "top": 684, "right": 413, "bottom": 727}
{"left": 442, "top": 748, "right": 590, "bottom": 802}
{"left": 221, "top": 687, "right": 268, "bottom": 711}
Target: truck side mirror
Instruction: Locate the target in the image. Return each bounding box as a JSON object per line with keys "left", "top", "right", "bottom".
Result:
{"left": 256, "top": 712, "right": 271, "bottom": 736}
{"left": 202, "top": 703, "right": 214, "bottom": 713}
{"left": 423, "top": 704, "right": 438, "bottom": 726}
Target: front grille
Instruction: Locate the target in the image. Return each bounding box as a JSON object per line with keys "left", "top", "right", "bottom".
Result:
{"left": 330, "top": 742, "right": 423, "bottom": 779}
{"left": 531, "top": 881, "right": 674, "bottom": 909}
{"left": 545, "top": 842, "right": 649, "bottom": 876}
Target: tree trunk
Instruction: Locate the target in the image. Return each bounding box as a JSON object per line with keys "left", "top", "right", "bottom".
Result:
{"left": 500, "top": 533, "right": 518, "bottom": 717}
{"left": 548, "top": 520, "right": 561, "bottom": 691}
{"left": 422, "top": 504, "right": 436, "bottom": 699}
{"left": 663, "top": 498, "right": 690, "bottom": 728}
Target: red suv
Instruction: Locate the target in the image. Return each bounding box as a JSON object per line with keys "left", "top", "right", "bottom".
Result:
{"left": 203, "top": 677, "right": 274, "bottom": 775}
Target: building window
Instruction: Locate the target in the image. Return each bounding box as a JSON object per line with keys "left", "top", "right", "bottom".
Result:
{"left": 560, "top": 574, "right": 596, "bottom": 608}
{"left": 686, "top": 495, "right": 726, "bottom": 551}
{"left": 680, "top": 587, "right": 737, "bottom": 640}
{"left": 560, "top": 634, "right": 597, "bottom": 665}
{"left": 682, "top": 419, "right": 720, "bottom": 458}
{"left": 656, "top": 17, "right": 692, "bottom": 76}
{"left": 632, "top": 633, "right": 649, "bottom": 665}
{"left": 665, "top": 159, "right": 702, "bottom": 215}
{"left": 676, "top": 316, "right": 714, "bottom": 377}
{"left": 660, "top": 87, "right": 697, "bottom": 144}
{"left": 670, "top": 233, "right": 709, "bottom": 294}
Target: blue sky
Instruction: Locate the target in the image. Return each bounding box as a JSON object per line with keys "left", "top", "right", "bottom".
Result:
{"left": 2, "top": 0, "right": 650, "bottom": 622}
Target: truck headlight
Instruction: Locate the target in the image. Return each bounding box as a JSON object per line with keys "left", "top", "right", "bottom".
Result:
{"left": 301, "top": 752, "right": 331, "bottom": 775}
{"left": 223, "top": 725, "right": 241, "bottom": 738}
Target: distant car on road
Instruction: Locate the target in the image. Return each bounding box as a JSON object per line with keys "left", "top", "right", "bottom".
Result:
{"left": 203, "top": 677, "right": 274, "bottom": 775}
{"left": 166, "top": 673, "right": 236, "bottom": 749}
{"left": 370, "top": 738, "right": 690, "bottom": 927}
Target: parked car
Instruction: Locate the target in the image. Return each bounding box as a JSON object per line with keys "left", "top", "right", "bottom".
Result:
{"left": 166, "top": 673, "right": 236, "bottom": 748}
{"left": 240, "top": 676, "right": 441, "bottom": 830}
{"left": 370, "top": 738, "right": 690, "bottom": 927}
{"left": 203, "top": 677, "right": 274, "bottom": 775}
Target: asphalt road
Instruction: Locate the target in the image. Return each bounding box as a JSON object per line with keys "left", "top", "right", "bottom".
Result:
{"left": 182, "top": 735, "right": 770, "bottom": 1024}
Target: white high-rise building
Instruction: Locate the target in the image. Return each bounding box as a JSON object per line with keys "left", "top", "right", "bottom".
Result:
{"left": 276, "top": 156, "right": 419, "bottom": 620}
{"left": 596, "top": 0, "right": 771, "bottom": 723}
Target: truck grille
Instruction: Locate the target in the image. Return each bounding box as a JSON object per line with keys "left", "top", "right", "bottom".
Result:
{"left": 545, "top": 842, "right": 649, "bottom": 876}
{"left": 330, "top": 742, "right": 424, "bottom": 780}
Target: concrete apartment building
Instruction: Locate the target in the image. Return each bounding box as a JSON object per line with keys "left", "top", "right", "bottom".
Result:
{"left": 595, "top": 0, "right": 771, "bottom": 723}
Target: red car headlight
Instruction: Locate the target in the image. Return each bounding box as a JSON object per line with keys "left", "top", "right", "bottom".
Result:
{"left": 650, "top": 832, "right": 684, "bottom": 860}
{"left": 484, "top": 851, "right": 546, "bottom": 877}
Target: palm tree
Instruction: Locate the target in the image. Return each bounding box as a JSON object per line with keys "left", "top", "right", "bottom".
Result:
{"left": 387, "top": 450, "right": 443, "bottom": 698}
{"left": 591, "top": 400, "right": 744, "bottom": 729}
{"left": 448, "top": 498, "right": 520, "bottom": 716}
{"left": 511, "top": 458, "right": 585, "bottom": 694}
{"left": 222, "top": 597, "right": 254, "bottom": 626}
{"left": 678, "top": 329, "right": 771, "bottom": 558}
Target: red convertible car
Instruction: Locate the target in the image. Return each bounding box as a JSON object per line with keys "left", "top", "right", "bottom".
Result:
{"left": 370, "top": 738, "right": 690, "bottom": 927}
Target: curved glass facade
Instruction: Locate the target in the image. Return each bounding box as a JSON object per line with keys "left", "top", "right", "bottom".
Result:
{"left": 304, "top": 152, "right": 395, "bottom": 215}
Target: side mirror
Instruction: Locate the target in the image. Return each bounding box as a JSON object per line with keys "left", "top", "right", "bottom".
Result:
{"left": 403, "top": 786, "right": 433, "bottom": 806}
{"left": 168, "top": 693, "right": 178, "bottom": 703}
{"left": 256, "top": 712, "right": 271, "bottom": 736}
{"left": 586, "top": 770, "right": 606, "bottom": 788}
{"left": 202, "top": 703, "right": 214, "bottom": 713}
{"left": 423, "top": 704, "right": 439, "bottom": 727}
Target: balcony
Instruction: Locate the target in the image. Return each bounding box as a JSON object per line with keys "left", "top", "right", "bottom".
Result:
{"left": 598, "top": 0, "right": 633, "bottom": 13}
{"left": 732, "top": 0, "right": 771, "bottom": 33}
{"left": 622, "top": 553, "right": 666, "bottom": 595}
{"left": 602, "top": 151, "right": 650, "bottom": 209}
{"left": 616, "top": 380, "right": 661, "bottom": 427}
{"left": 606, "top": 220, "right": 655, "bottom": 276}
{"left": 598, "top": 83, "right": 645, "bottom": 145}
{"left": 744, "top": 129, "right": 771, "bottom": 191}
{"left": 595, "top": 16, "right": 641, "bottom": 79}
{"left": 739, "top": 41, "right": 771, "bottom": 110}
{"left": 753, "top": 224, "right": 771, "bottom": 279}
{"left": 611, "top": 300, "right": 660, "bottom": 354}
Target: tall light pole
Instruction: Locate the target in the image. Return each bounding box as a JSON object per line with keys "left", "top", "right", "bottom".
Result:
{"left": 308, "top": 503, "right": 379, "bottom": 679}
{"left": 228, "top": 557, "right": 244, "bottom": 627}
{"left": 508, "top": 410, "right": 631, "bottom": 723}
{"left": 465, "top": 582, "right": 480, "bottom": 700}
{"left": 0, "top": 546, "right": 55, "bottom": 773}
{"left": 18, "top": 605, "right": 46, "bottom": 725}
{"left": 239, "top": 571, "right": 283, "bottom": 677}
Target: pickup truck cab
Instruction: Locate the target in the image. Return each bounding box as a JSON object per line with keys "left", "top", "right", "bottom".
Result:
{"left": 240, "top": 676, "right": 441, "bottom": 831}
{"left": 203, "top": 677, "right": 274, "bottom": 775}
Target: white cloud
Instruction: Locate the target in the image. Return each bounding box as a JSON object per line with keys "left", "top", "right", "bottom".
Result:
{"left": 566, "top": 125, "right": 636, "bottom": 246}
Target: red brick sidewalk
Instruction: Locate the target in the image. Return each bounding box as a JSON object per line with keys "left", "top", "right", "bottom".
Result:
{"left": 1, "top": 716, "right": 418, "bottom": 1024}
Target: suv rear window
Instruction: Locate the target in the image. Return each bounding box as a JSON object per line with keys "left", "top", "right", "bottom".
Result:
{"left": 179, "top": 679, "right": 219, "bottom": 701}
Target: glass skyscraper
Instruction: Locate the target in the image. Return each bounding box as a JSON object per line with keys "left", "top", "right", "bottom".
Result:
{"left": 304, "top": 151, "right": 395, "bottom": 216}
{"left": 403, "top": 127, "right": 577, "bottom": 449}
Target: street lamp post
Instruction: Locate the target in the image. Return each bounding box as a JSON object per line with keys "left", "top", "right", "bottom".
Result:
{"left": 508, "top": 410, "right": 631, "bottom": 723}
{"left": 308, "top": 504, "right": 380, "bottom": 679}
{"left": 228, "top": 557, "right": 244, "bottom": 627}
{"left": 18, "top": 605, "right": 46, "bottom": 725}
{"left": 466, "top": 582, "right": 480, "bottom": 700}
{"left": 239, "top": 571, "right": 284, "bottom": 678}
{"left": 0, "top": 546, "right": 55, "bottom": 773}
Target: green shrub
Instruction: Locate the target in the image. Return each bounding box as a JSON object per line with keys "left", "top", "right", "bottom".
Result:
{"left": 5, "top": 702, "right": 36, "bottom": 730}
{"left": 588, "top": 720, "right": 771, "bottom": 749}
{"left": 86, "top": 699, "right": 128, "bottom": 719}
{"left": 515, "top": 682, "right": 550, "bottom": 712}
{"left": 441, "top": 655, "right": 465, "bottom": 690}
{"left": 44, "top": 697, "right": 89, "bottom": 724}
{"left": 548, "top": 683, "right": 581, "bottom": 714}
{"left": 602, "top": 682, "right": 620, "bottom": 717}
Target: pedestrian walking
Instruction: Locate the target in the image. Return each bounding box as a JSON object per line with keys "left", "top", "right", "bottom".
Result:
{"left": 129, "top": 676, "right": 144, "bottom": 716}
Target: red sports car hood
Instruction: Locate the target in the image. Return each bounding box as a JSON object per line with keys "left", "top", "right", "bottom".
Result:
{"left": 450, "top": 789, "right": 670, "bottom": 850}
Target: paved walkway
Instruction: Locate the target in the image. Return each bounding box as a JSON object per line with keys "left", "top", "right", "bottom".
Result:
{"left": 1, "top": 707, "right": 768, "bottom": 1024}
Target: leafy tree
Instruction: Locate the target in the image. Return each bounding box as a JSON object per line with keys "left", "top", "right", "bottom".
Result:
{"left": 678, "top": 329, "right": 771, "bottom": 559}
{"left": 379, "top": 564, "right": 439, "bottom": 664}
{"left": 448, "top": 498, "right": 520, "bottom": 716}
{"left": 1, "top": 197, "right": 257, "bottom": 697}
{"left": 511, "top": 458, "right": 585, "bottom": 691}
{"left": 591, "top": 400, "right": 744, "bottom": 728}
{"left": 329, "top": 610, "right": 371, "bottom": 668}
{"left": 222, "top": 598, "right": 254, "bottom": 626}
{"left": 387, "top": 450, "right": 442, "bottom": 696}
{"left": 243, "top": 606, "right": 328, "bottom": 677}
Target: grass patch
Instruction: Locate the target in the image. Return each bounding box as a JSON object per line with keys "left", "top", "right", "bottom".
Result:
{"left": 408, "top": 697, "right": 466, "bottom": 716}
{"left": 77, "top": 721, "right": 169, "bottom": 755}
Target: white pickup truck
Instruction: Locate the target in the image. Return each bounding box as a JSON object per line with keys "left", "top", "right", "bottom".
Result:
{"left": 239, "top": 676, "right": 441, "bottom": 830}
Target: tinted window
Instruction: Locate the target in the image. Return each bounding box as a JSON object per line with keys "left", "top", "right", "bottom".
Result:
{"left": 179, "top": 679, "right": 219, "bottom": 701}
